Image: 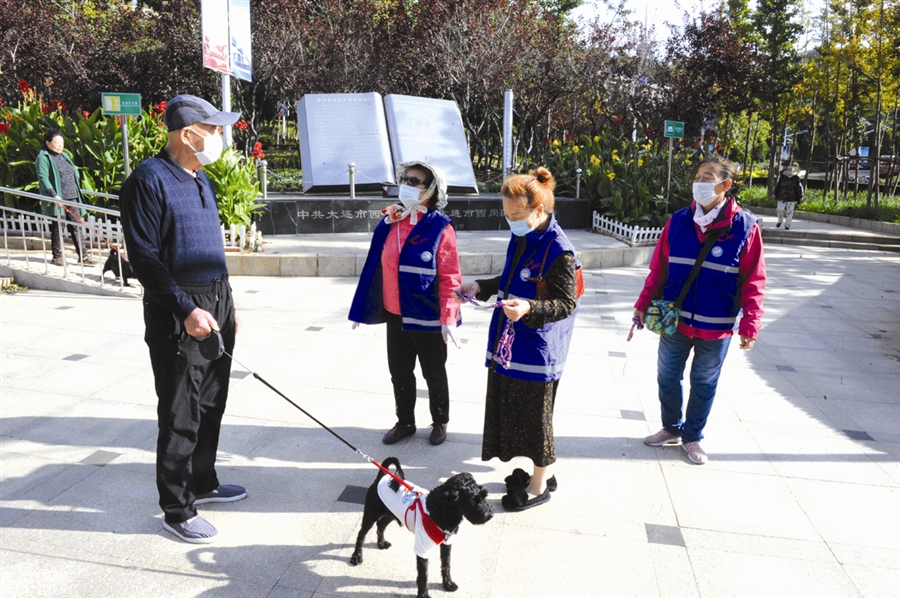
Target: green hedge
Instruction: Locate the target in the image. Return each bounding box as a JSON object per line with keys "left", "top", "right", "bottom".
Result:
{"left": 740, "top": 186, "right": 900, "bottom": 223}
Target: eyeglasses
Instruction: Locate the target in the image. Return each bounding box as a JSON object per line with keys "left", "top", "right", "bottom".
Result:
{"left": 400, "top": 175, "right": 430, "bottom": 187}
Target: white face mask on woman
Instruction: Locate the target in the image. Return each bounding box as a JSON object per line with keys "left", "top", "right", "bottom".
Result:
{"left": 692, "top": 181, "right": 722, "bottom": 207}
{"left": 398, "top": 184, "right": 424, "bottom": 209}
{"left": 186, "top": 129, "right": 224, "bottom": 166}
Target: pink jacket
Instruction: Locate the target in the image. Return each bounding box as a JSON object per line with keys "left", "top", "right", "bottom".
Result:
{"left": 635, "top": 199, "right": 766, "bottom": 340}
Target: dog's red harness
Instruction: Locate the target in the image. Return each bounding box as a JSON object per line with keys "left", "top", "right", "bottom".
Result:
{"left": 405, "top": 496, "right": 452, "bottom": 545}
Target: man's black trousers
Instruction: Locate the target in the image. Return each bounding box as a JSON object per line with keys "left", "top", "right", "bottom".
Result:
{"left": 143, "top": 278, "right": 235, "bottom": 524}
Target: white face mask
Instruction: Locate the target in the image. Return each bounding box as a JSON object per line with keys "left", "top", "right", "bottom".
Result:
{"left": 187, "top": 128, "right": 223, "bottom": 166}
{"left": 692, "top": 181, "right": 722, "bottom": 207}
{"left": 398, "top": 184, "right": 424, "bottom": 209}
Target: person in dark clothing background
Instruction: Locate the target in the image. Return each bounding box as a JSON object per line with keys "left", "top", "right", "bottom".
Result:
{"left": 120, "top": 95, "right": 245, "bottom": 544}
{"left": 35, "top": 127, "right": 90, "bottom": 266}
{"left": 774, "top": 165, "right": 804, "bottom": 230}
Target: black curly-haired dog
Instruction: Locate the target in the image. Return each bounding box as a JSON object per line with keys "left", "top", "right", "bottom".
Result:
{"left": 349, "top": 457, "right": 493, "bottom": 598}
{"left": 102, "top": 248, "right": 134, "bottom": 286}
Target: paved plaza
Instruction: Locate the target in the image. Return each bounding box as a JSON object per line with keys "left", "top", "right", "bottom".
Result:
{"left": 1, "top": 227, "right": 899, "bottom": 597}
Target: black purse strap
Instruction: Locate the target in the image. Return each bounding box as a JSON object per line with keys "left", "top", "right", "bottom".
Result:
{"left": 674, "top": 225, "right": 732, "bottom": 307}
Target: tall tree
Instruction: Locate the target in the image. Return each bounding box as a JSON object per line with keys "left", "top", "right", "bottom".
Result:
{"left": 752, "top": 0, "right": 804, "bottom": 196}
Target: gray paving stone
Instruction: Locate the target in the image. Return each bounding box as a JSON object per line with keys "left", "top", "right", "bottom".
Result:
{"left": 2, "top": 233, "right": 898, "bottom": 598}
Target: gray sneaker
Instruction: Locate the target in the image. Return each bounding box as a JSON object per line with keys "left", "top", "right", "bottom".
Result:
{"left": 682, "top": 441, "right": 709, "bottom": 465}
{"left": 195, "top": 484, "right": 247, "bottom": 505}
{"left": 644, "top": 428, "right": 681, "bottom": 446}
{"left": 163, "top": 515, "right": 218, "bottom": 544}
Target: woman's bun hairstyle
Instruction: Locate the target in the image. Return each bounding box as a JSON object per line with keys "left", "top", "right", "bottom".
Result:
{"left": 502, "top": 167, "right": 556, "bottom": 212}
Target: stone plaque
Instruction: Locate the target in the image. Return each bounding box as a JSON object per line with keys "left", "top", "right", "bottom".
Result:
{"left": 384, "top": 94, "right": 479, "bottom": 195}
{"left": 297, "top": 93, "right": 395, "bottom": 193}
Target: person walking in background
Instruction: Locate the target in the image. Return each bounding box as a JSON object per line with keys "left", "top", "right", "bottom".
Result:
{"left": 458, "top": 167, "right": 580, "bottom": 512}
{"left": 634, "top": 155, "right": 766, "bottom": 465}
{"left": 349, "top": 161, "right": 462, "bottom": 446}
{"left": 35, "top": 127, "right": 90, "bottom": 266}
{"left": 774, "top": 164, "right": 804, "bottom": 230}
{"left": 120, "top": 95, "right": 246, "bottom": 544}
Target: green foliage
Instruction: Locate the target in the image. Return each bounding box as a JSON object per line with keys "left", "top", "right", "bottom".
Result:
{"left": 534, "top": 132, "right": 702, "bottom": 227}
{"left": 740, "top": 187, "right": 900, "bottom": 222}
{"left": 1, "top": 94, "right": 261, "bottom": 227}
{"left": 203, "top": 146, "right": 264, "bottom": 228}
{"left": 266, "top": 168, "right": 304, "bottom": 192}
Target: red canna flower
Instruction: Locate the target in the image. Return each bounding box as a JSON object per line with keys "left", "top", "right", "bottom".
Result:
{"left": 19, "top": 80, "right": 30, "bottom": 92}
{"left": 41, "top": 104, "right": 52, "bottom": 114}
{"left": 83, "top": 110, "right": 91, "bottom": 118}
{"left": 155, "top": 101, "right": 167, "bottom": 113}
{"left": 715, "top": 144, "right": 722, "bottom": 151}
{"left": 615, "top": 118, "right": 621, "bottom": 125}
{"left": 645, "top": 128, "right": 651, "bottom": 135}
{"left": 250, "top": 141, "right": 265, "bottom": 160}
{"left": 0, "top": 122, "right": 9, "bottom": 135}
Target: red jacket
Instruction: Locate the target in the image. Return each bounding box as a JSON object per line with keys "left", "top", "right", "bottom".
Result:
{"left": 635, "top": 198, "right": 766, "bottom": 340}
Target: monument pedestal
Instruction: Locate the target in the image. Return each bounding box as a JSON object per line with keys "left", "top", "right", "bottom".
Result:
{"left": 255, "top": 193, "right": 591, "bottom": 234}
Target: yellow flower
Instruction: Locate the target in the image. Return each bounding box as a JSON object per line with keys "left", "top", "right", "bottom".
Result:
{"left": 593, "top": 136, "right": 600, "bottom": 143}
{"left": 685, "top": 157, "right": 692, "bottom": 165}
{"left": 647, "top": 140, "right": 653, "bottom": 147}
{"left": 552, "top": 140, "right": 560, "bottom": 148}
{"left": 637, "top": 159, "right": 644, "bottom": 167}
{"left": 590, "top": 155, "right": 601, "bottom": 167}
{"left": 572, "top": 145, "right": 579, "bottom": 153}
{"left": 607, "top": 172, "right": 616, "bottom": 181}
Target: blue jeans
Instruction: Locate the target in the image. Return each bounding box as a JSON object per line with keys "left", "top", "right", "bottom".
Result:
{"left": 657, "top": 331, "right": 731, "bottom": 443}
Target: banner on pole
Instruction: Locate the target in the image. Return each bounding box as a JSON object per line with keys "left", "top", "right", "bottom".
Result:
{"left": 201, "top": 0, "right": 252, "bottom": 81}
{"left": 229, "top": 0, "right": 252, "bottom": 82}
{"left": 202, "top": 0, "right": 230, "bottom": 75}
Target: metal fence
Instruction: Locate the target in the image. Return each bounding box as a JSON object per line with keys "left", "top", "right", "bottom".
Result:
{"left": 592, "top": 212, "right": 663, "bottom": 246}
{"left": 1, "top": 186, "right": 130, "bottom": 291}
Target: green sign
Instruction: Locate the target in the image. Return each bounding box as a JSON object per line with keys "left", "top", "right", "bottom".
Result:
{"left": 101, "top": 93, "right": 142, "bottom": 116}
{"left": 664, "top": 120, "right": 685, "bottom": 139}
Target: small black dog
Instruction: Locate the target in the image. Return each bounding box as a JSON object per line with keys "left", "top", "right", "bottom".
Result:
{"left": 102, "top": 248, "right": 134, "bottom": 286}
{"left": 350, "top": 457, "right": 493, "bottom": 598}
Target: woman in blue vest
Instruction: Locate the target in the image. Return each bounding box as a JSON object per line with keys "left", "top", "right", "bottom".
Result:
{"left": 349, "top": 161, "right": 462, "bottom": 446}
{"left": 634, "top": 155, "right": 766, "bottom": 465}
{"left": 458, "top": 167, "right": 579, "bottom": 512}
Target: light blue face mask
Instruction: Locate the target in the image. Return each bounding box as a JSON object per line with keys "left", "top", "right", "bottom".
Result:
{"left": 506, "top": 210, "right": 536, "bottom": 236}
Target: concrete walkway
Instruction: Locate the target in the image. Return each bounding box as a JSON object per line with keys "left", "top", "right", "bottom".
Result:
{"left": 1, "top": 225, "right": 899, "bottom": 597}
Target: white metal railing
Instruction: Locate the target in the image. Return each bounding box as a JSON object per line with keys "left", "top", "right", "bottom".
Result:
{"left": 0, "top": 186, "right": 130, "bottom": 291}
{"left": 592, "top": 212, "right": 663, "bottom": 246}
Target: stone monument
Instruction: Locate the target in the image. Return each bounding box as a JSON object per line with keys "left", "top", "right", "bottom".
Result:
{"left": 296, "top": 92, "right": 395, "bottom": 193}
{"left": 383, "top": 94, "right": 478, "bottom": 194}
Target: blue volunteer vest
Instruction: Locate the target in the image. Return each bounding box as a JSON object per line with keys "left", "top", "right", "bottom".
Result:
{"left": 484, "top": 214, "right": 578, "bottom": 382}
{"left": 348, "top": 210, "right": 459, "bottom": 333}
{"left": 664, "top": 203, "right": 757, "bottom": 331}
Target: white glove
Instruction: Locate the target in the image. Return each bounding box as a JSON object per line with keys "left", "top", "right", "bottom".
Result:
{"left": 351, "top": 322, "right": 360, "bottom": 330}
{"left": 441, "top": 324, "right": 461, "bottom": 349}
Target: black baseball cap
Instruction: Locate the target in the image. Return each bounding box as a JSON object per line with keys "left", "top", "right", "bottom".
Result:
{"left": 164, "top": 94, "right": 241, "bottom": 132}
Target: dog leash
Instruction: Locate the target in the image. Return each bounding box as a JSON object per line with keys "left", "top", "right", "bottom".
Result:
{"left": 194, "top": 332, "right": 416, "bottom": 493}
{"left": 61, "top": 204, "right": 126, "bottom": 255}
{"left": 455, "top": 291, "right": 515, "bottom": 369}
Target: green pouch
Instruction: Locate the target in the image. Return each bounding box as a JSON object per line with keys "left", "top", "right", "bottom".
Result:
{"left": 645, "top": 300, "right": 679, "bottom": 335}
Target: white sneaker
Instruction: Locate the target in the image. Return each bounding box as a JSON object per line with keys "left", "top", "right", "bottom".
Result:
{"left": 644, "top": 428, "right": 681, "bottom": 446}
{"left": 682, "top": 441, "right": 709, "bottom": 465}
